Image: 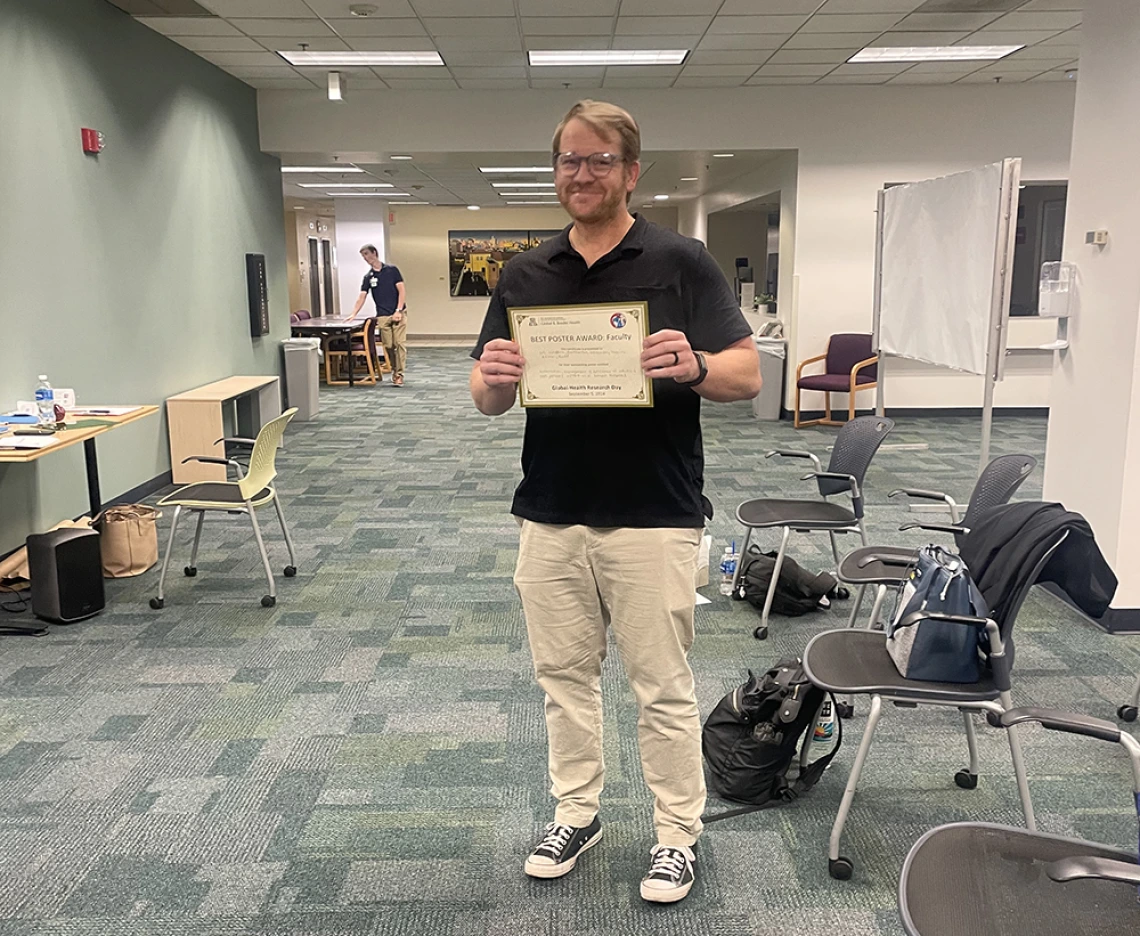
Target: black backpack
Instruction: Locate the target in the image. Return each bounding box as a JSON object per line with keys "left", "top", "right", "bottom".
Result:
{"left": 734, "top": 547, "right": 838, "bottom": 616}
{"left": 701, "top": 659, "right": 841, "bottom": 822}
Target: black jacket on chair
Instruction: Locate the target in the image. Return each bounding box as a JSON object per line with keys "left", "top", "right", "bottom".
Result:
{"left": 960, "top": 501, "right": 1117, "bottom": 626}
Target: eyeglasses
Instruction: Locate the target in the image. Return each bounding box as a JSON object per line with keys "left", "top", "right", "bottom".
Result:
{"left": 552, "top": 152, "right": 624, "bottom": 177}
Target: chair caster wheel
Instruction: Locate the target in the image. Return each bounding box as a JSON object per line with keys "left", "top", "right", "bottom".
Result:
{"left": 753, "top": 626, "right": 769, "bottom": 640}
{"left": 834, "top": 586, "right": 850, "bottom": 600}
{"left": 828, "top": 857, "right": 854, "bottom": 881}
{"left": 954, "top": 769, "right": 978, "bottom": 790}
{"left": 283, "top": 565, "right": 297, "bottom": 578}
{"left": 261, "top": 595, "right": 276, "bottom": 608}
{"left": 184, "top": 566, "right": 197, "bottom": 577}
{"left": 1118, "top": 705, "right": 1138, "bottom": 723}
{"left": 149, "top": 597, "right": 164, "bottom": 610}
{"left": 836, "top": 702, "right": 855, "bottom": 720}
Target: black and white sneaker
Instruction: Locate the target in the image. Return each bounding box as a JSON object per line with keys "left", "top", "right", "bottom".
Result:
{"left": 640, "top": 843, "right": 696, "bottom": 903}
{"left": 524, "top": 817, "right": 602, "bottom": 879}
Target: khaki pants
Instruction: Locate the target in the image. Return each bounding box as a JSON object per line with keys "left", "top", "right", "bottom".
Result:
{"left": 375, "top": 315, "right": 407, "bottom": 378}
{"left": 514, "top": 520, "right": 706, "bottom": 846}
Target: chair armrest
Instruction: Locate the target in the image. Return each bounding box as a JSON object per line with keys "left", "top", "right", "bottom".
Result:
{"left": 890, "top": 488, "right": 961, "bottom": 523}
{"left": 855, "top": 551, "right": 915, "bottom": 569}
{"left": 213, "top": 436, "right": 257, "bottom": 448}
{"left": 850, "top": 356, "right": 878, "bottom": 384}
{"left": 181, "top": 455, "right": 246, "bottom": 477}
{"left": 896, "top": 610, "right": 990, "bottom": 631}
{"left": 800, "top": 471, "right": 861, "bottom": 500}
{"left": 994, "top": 706, "right": 1121, "bottom": 744}
{"left": 1046, "top": 856, "right": 1140, "bottom": 887}
{"left": 765, "top": 450, "right": 823, "bottom": 473}
{"left": 898, "top": 521, "right": 968, "bottom": 536}
{"left": 795, "top": 353, "right": 827, "bottom": 382}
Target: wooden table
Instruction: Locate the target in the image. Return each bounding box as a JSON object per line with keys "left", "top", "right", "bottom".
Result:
{"left": 291, "top": 317, "right": 364, "bottom": 386}
{"left": 167, "top": 376, "right": 281, "bottom": 484}
{"left": 0, "top": 406, "right": 159, "bottom": 516}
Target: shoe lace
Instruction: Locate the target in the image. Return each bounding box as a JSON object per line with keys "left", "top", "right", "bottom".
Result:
{"left": 538, "top": 823, "right": 574, "bottom": 855}
{"left": 649, "top": 847, "right": 687, "bottom": 881}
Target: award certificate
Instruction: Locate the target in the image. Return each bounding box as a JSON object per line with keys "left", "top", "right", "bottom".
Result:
{"left": 508, "top": 302, "right": 653, "bottom": 408}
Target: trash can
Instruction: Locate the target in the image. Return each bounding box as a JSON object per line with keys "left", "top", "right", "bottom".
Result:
{"left": 282, "top": 337, "right": 321, "bottom": 421}
{"left": 752, "top": 336, "right": 786, "bottom": 421}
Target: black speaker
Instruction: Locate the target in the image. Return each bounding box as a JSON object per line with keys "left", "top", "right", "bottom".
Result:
{"left": 27, "top": 528, "right": 105, "bottom": 624}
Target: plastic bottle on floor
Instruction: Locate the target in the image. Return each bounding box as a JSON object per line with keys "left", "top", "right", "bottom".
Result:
{"left": 718, "top": 543, "right": 738, "bottom": 596}
{"left": 814, "top": 699, "right": 835, "bottom": 744}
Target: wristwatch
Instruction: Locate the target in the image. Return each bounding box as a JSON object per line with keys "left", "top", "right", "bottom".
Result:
{"left": 678, "top": 350, "right": 708, "bottom": 387}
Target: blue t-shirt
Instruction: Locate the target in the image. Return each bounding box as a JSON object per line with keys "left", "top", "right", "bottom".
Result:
{"left": 361, "top": 264, "right": 403, "bottom": 314}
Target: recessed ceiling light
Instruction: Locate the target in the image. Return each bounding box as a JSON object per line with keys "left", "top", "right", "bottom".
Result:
{"left": 331, "top": 193, "right": 409, "bottom": 197}
{"left": 282, "top": 166, "right": 364, "bottom": 173}
{"left": 849, "top": 45, "right": 1023, "bottom": 63}
{"left": 327, "top": 71, "right": 344, "bottom": 101}
{"left": 497, "top": 191, "right": 559, "bottom": 196}
{"left": 467, "top": 205, "right": 481, "bottom": 210}
{"left": 480, "top": 166, "right": 554, "bottom": 173}
{"left": 654, "top": 194, "right": 670, "bottom": 200}
{"left": 713, "top": 153, "right": 734, "bottom": 158}
{"left": 491, "top": 182, "right": 555, "bottom": 188}
{"left": 299, "top": 182, "right": 392, "bottom": 188}
{"left": 680, "top": 176, "right": 698, "bottom": 182}
{"left": 506, "top": 200, "right": 563, "bottom": 205}
{"left": 529, "top": 50, "right": 688, "bottom": 66}
{"left": 278, "top": 51, "right": 444, "bottom": 66}
{"left": 390, "top": 154, "right": 414, "bottom": 160}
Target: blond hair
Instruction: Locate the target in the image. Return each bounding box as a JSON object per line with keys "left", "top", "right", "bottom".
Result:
{"left": 552, "top": 99, "right": 641, "bottom": 163}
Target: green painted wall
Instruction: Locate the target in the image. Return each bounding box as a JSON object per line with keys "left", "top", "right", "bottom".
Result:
{"left": 0, "top": 0, "right": 289, "bottom": 554}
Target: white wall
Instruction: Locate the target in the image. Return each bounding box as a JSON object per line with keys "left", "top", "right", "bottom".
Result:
{"left": 334, "top": 197, "right": 388, "bottom": 320}
{"left": 260, "top": 85, "right": 1075, "bottom": 406}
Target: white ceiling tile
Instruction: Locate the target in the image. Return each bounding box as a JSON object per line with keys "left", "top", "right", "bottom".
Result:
{"left": 1017, "top": 0, "right": 1082, "bottom": 10}
{"left": 603, "top": 77, "right": 676, "bottom": 87}
{"left": 957, "top": 72, "right": 1029, "bottom": 83}
{"left": 371, "top": 65, "right": 452, "bottom": 76}
{"left": 1034, "top": 30, "right": 1081, "bottom": 46}
{"left": 904, "top": 61, "right": 987, "bottom": 74}
{"left": 444, "top": 51, "right": 527, "bottom": 66}
{"left": 518, "top": 0, "right": 618, "bottom": 13}
{"left": 456, "top": 78, "right": 533, "bottom": 89}
{"left": 621, "top": 0, "right": 720, "bottom": 12}
{"left": 784, "top": 32, "right": 879, "bottom": 49}
{"left": 767, "top": 48, "right": 853, "bottom": 64}
{"left": 259, "top": 38, "right": 353, "bottom": 52}
{"left": 1031, "top": 71, "right": 1078, "bottom": 82}
{"left": 801, "top": 13, "right": 905, "bottom": 32}
{"left": 721, "top": 0, "right": 826, "bottom": 12}
{"left": 345, "top": 37, "right": 438, "bottom": 50}
{"left": 293, "top": 65, "right": 379, "bottom": 80}
{"left": 615, "top": 16, "right": 713, "bottom": 35}
{"left": 817, "top": 0, "right": 920, "bottom": 10}
{"left": 697, "top": 33, "right": 792, "bottom": 50}
{"left": 744, "top": 75, "right": 818, "bottom": 84}
{"left": 893, "top": 12, "right": 1002, "bottom": 32}
{"left": 1013, "top": 43, "right": 1079, "bottom": 58}
{"left": 971, "top": 59, "right": 1052, "bottom": 74}
{"left": 957, "top": 31, "right": 1059, "bottom": 45}
{"left": 231, "top": 18, "right": 334, "bottom": 37}
{"left": 888, "top": 72, "right": 967, "bottom": 84}
{"left": 870, "top": 31, "right": 969, "bottom": 45}
{"left": 817, "top": 73, "right": 891, "bottom": 83}
{"left": 383, "top": 78, "right": 461, "bottom": 88}
{"left": 342, "top": 78, "right": 390, "bottom": 88}
{"left": 424, "top": 17, "right": 519, "bottom": 36}
{"left": 529, "top": 66, "right": 605, "bottom": 78}
{"left": 411, "top": 0, "right": 515, "bottom": 14}
{"left": 521, "top": 17, "right": 614, "bottom": 36}
{"left": 198, "top": 0, "right": 314, "bottom": 15}
{"left": 681, "top": 64, "right": 758, "bottom": 77}
{"left": 450, "top": 66, "right": 528, "bottom": 78}
{"left": 227, "top": 65, "right": 300, "bottom": 77}
{"left": 829, "top": 61, "right": 911, "bottom": 75}
{"left": 708, "top": 14, "right": 810, "bottom": 34}
{"left": 530, "top": 78, "right": 604, "bottom": 88}
{"left": 303, "top": 0, "right": 415, "bottom": 15}
{"left": 325, "top": 17, "right": 429, "bottom": 36}
{"left": 200, "top": 50, "right": 289, "bottom": 66}
{"left": 527, "top": 36, "right": 612, "bottom": 50}
{"left": 686, "top": 50, "right": 769, "bottom": 66}
{"left": 673, "top": 76, "right": 748, "bottom": 87}
{"left": 603, "top": 65, "right": 682, "bottom": 77}
{"left": 135, "top": 16, "right": 242, "bottom": 36}
{"left": 757, "top": 63, "right": 836, "bottom": 76}
{"left": 170, "top": 35, "right": 265, "bottom": 52}
{"left": 243, "top": 76, "right": 319, "bottom": 88}
{"left": 990, "top": 11, "right": 1082, "bottom": 31}
{"left": 611, "top": 35, "right": 703, "bottom": 49}
{"left": 435, "top": 35, "right": 523, "bottom": 51}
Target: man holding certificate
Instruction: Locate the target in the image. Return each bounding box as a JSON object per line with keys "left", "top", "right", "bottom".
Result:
{"left": 471, "top": 101, "right": 761, "bottom": 903}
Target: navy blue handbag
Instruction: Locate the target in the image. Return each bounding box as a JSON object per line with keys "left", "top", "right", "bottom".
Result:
{"left": 886, "top": 545, "right": 989, "bottom": 683}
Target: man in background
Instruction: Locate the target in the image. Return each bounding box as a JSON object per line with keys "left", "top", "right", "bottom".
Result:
{"left": 349, "top": 245, "right": 408, "bottom": 386}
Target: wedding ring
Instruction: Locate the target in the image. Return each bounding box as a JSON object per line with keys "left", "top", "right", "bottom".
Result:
{"left": 672, "top": 351, "right": 679, "bottom": 366}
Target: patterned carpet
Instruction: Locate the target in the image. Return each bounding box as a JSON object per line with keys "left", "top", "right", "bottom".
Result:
{"left": 1, "top": 347, "right": 1137, "bottom": 935}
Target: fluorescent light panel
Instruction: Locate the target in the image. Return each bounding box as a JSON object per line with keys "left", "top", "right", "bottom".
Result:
{"left": 332, "top": 193, "right": 413, "bottom": 197}
{"left": 507, "top": 200, "right": 563, "bottom": 205}
{"left": 491, "top": 182, "right": 555, "bottom": 188}
{"left": 278, "top": 51, "right": 444, "bottom": 66}
{"left": 497, "top": 191, "right": 558, "bottom": 196}
{"left": 849, "top": 45, "right": 1023, "bottom": 63}
{"left": 282, "top": 166, "right": 363, "bottom": 173}
{"left": 480, "top": 166, "right": 554, "bottom": 173}
{"left": 299, "top": 182, "right": 392, "bottom": 188}
{"left": 529, "top": 50, "right": 688, "bottom": 67}
{"left": 390, "top": 155, "right": 413, "bottom": 160}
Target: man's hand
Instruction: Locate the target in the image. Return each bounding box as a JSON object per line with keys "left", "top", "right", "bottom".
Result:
{"left": 392, "top": 308, "right": 405, "bottom": 324}
{"left": 478, "top": 338, "right": 525, "bottom": 386}
{"left": 641, "top": 329, "right": 699, "bottom": 383}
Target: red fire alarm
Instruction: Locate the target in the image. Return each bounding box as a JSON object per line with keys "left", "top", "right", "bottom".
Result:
{"left": 81, "top": 128, "right": 105, "bottom": 155}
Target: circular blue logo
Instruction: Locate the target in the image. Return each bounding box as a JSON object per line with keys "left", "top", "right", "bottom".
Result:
{"left": 610, "top": 313, "right": 626, "bottom": 329}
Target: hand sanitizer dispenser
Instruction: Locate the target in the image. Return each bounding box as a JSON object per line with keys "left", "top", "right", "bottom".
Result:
{"left": 1038, "top": 261, "right": 1075, "bottom": 319}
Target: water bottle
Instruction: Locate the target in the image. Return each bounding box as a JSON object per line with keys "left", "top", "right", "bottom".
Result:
{"left": 814, "top": 699, "right": 835, "bottom": 744}
{"left": 34, "top": 376, "right": 54, "bottom": 425}
{"left": 718, "top": 542, "right": 738, "bottom": 596}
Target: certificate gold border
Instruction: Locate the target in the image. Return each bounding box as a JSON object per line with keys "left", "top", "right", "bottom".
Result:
{"left": 507, "top": 302, "right": 654, "bottom": 409}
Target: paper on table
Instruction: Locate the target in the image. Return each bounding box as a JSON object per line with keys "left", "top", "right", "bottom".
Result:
{"left": 0, "top": 435, "right": 60, "bottom": 450}
{"left": 69, "top": 406, "right": 141, "bottom": 416}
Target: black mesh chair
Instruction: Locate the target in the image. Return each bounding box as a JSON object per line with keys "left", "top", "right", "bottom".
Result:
{"left": 802, "top": 525, "right": 1070, "bottom": 881}
{"left": 838, "top": 454, "right": 1037, "bottom": 635}
{"left": 730, "top": 415, "right": 895, "bottom": 640}
{"left": 898, "top": 707, "right": 1140, "bottom": 936}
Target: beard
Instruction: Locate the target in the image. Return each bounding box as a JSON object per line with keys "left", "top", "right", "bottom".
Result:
{"left": 558, "top": 177, "right": 629, "bottom": 225}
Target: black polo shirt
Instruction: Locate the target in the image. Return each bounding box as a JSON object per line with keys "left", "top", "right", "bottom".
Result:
{"left": 361, "top": 264, "right": 403, "bottom": 315}
{"left": 472, "top": 214, "right": 752, "bottom": 529}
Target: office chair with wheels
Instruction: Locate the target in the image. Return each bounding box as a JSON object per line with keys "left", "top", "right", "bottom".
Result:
{"left": 730, "top": 415, "right": 895, "bottom": 640}
{"left": 150, "top": 409, "right": 297, "bottom": 610}
{"left": 839, "top": 454, "right": 1037, "bottom": 637}
{"left": 1119, "top": 673, "right": 1140, "bottom": 722}
{"left": 898, "top": 706, "right": 1140, "bottom": 936}
{"left": 802, "top": 525, "right": 1070, "bottom": 881}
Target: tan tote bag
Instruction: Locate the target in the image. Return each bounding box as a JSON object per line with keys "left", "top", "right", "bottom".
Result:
{"left": 93, "top": 506, "right": 160, "bottom": 578}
